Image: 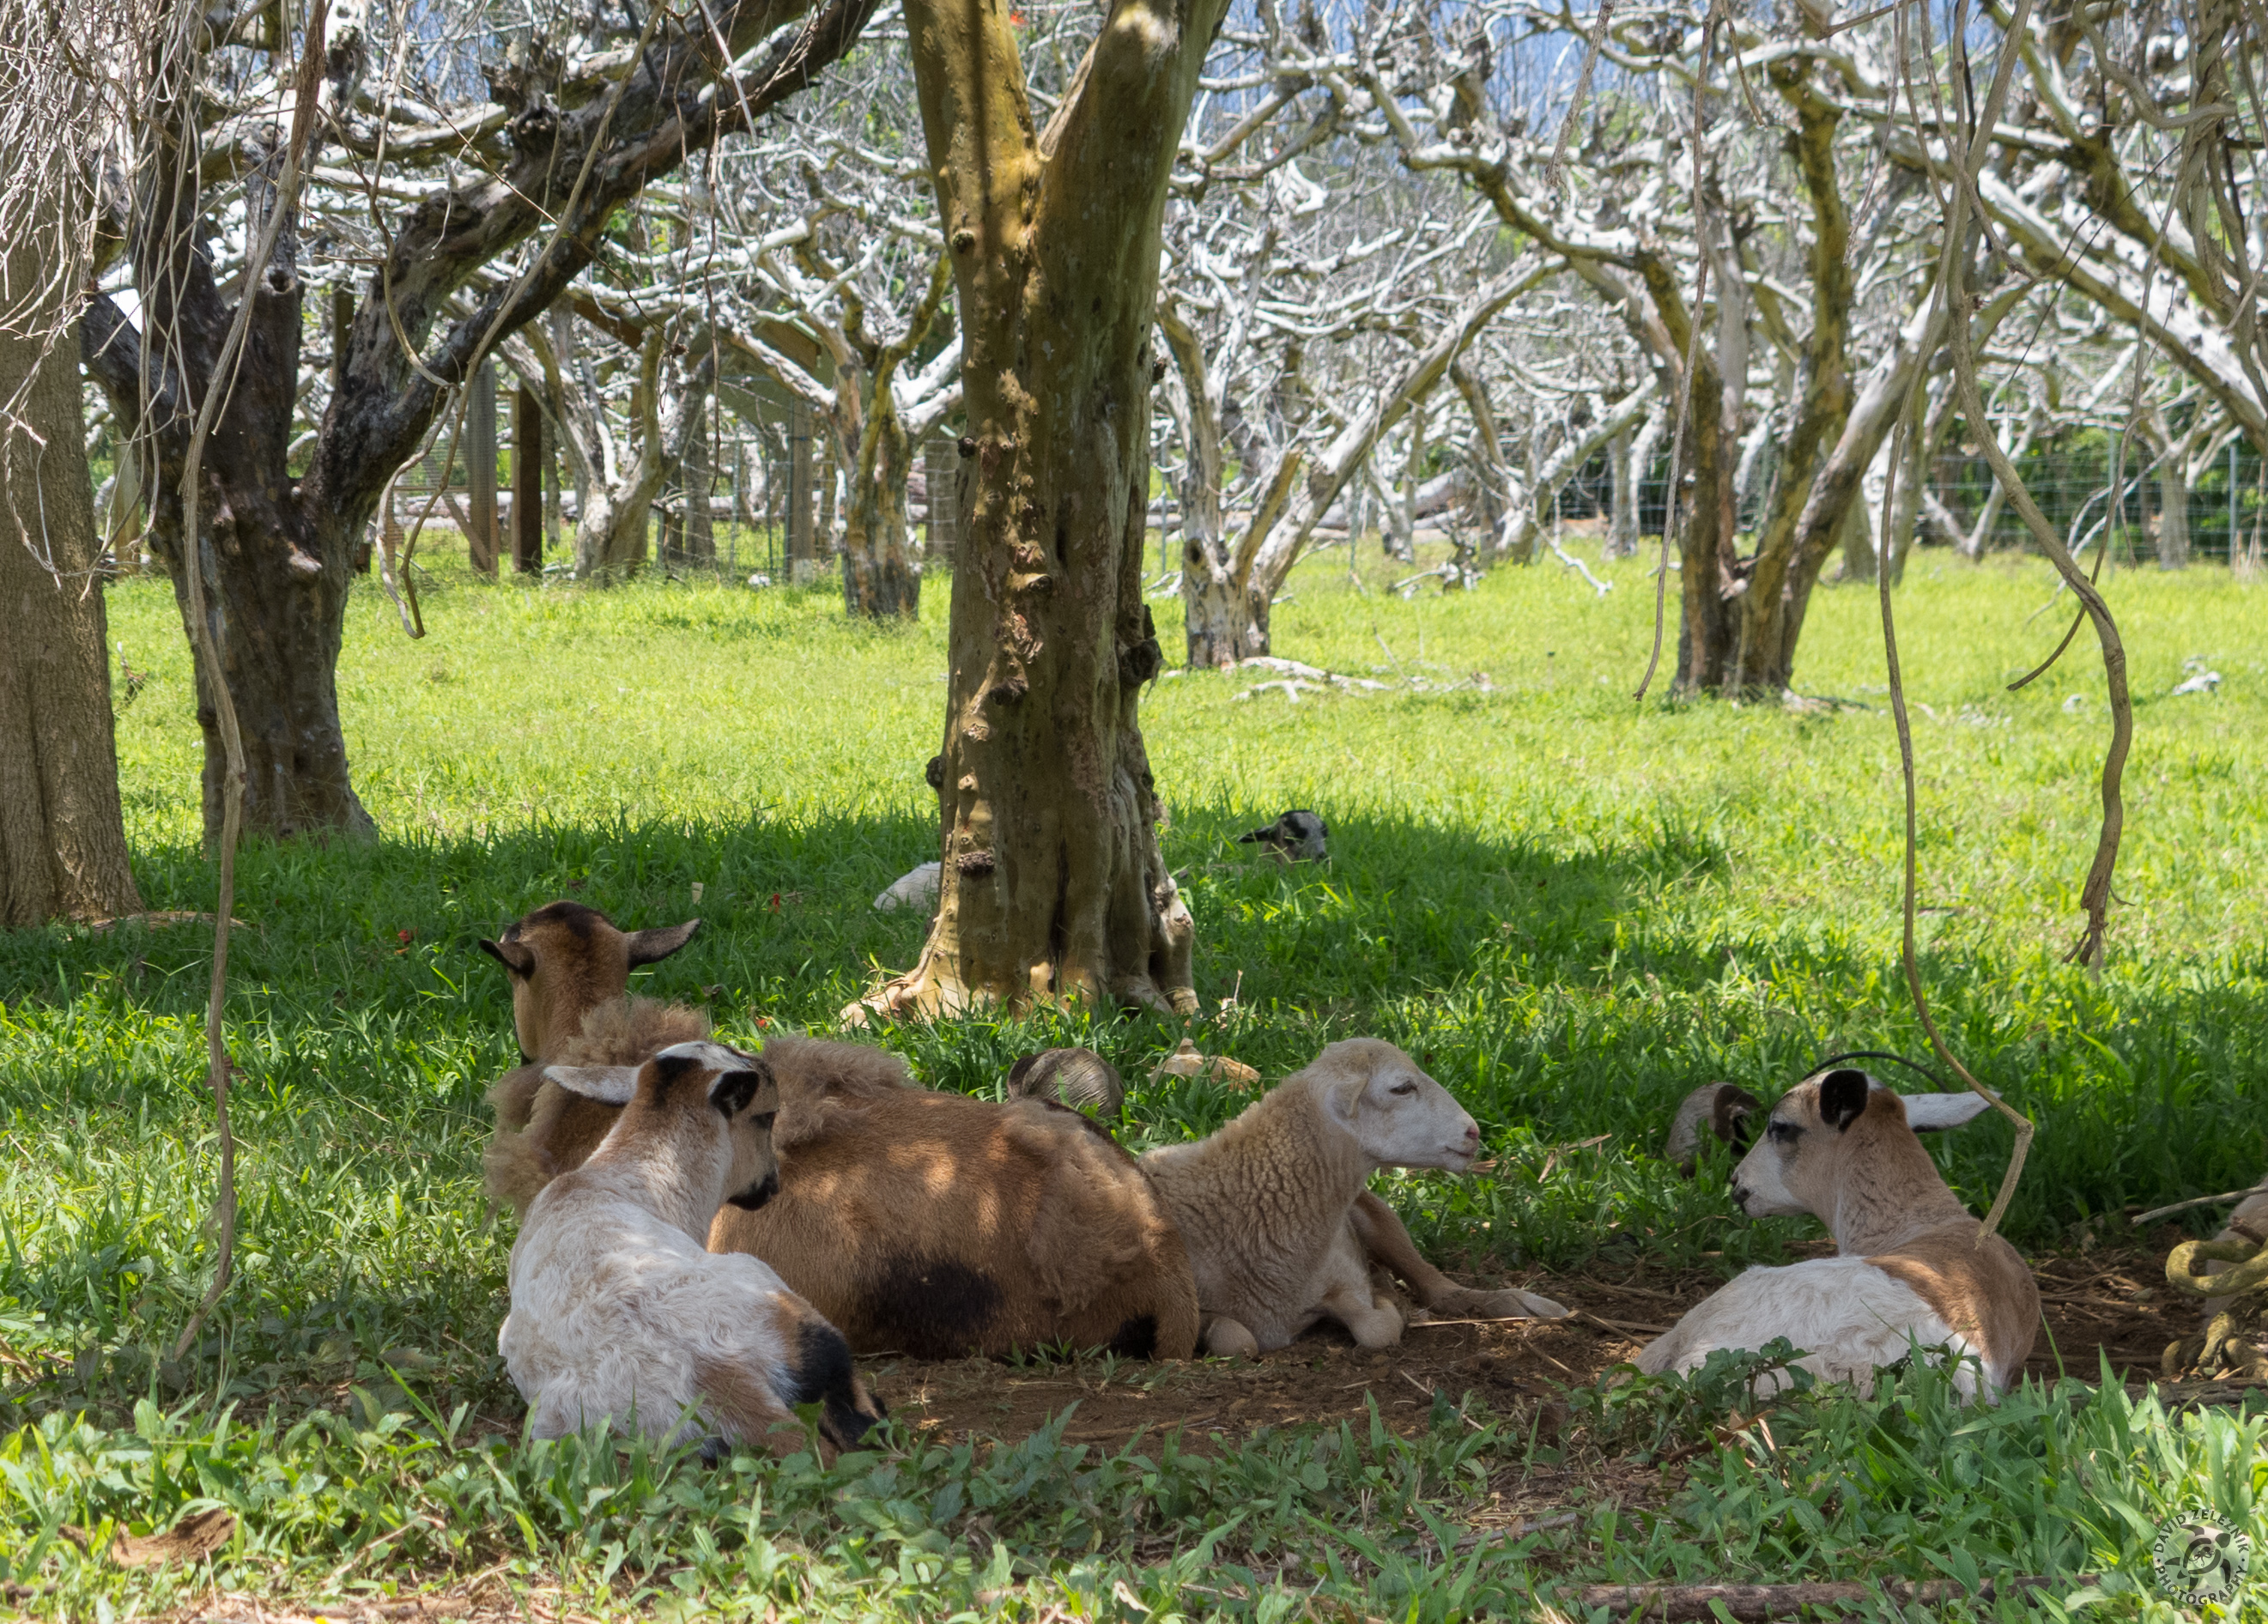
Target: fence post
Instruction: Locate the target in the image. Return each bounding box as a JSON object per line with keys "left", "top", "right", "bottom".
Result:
{"left": 787, "top": 401, "right": 817, "bottom": 582}
{"left": 924, "top": 433, "right": 959, "bottom": 564}
{"left": 512, "top": 383, "right": 543, "bottom": 573}
{"left": 467, "top": 362, "right": 498, "bottom": 575}
{"left": 684, "top": 397, "right": 714, "bottom": 565}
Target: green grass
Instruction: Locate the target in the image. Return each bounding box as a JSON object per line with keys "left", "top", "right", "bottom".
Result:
{"left": 3, "top": 538, "right": 2266, "bottom": 1617}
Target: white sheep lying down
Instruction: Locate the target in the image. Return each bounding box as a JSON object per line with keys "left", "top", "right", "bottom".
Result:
{"left": 1637, "top": 1068, "right": 2040, "bottom": 1402}
{"left": 1142, "top": 1039, "right": 1568, "bottom": 1356}
{"left": 500, "top": 1039, "right": 885, "bottom": 1451}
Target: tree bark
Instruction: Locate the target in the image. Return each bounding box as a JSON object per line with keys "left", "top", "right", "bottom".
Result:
{"left": 864, "top": 0, "right": 1228, "bottom": 1018}
{"left": 1159, "top": 300, "right": 1265, "bottom": 666}
{"left": 840, "top": 253, "right": 952, "bottom": 619}
{"left": 512, "top": 382, "right": 544, "bottom": 573}
{"left": 1, "top": 240, "right": 144, "bottom": 925}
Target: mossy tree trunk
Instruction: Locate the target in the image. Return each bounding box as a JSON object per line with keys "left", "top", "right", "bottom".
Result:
{"left": 862, "top": 0, "right": 1229, "bottom": 1016}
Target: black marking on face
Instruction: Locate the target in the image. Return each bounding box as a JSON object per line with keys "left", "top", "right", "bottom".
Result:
{"left": 726, "top": 1168, "right": 779, "bottom": 1210}
{"left": 784, "top": 1319, "right": 885, "bottom": 1447}
{"left": 648, "top": 1051, "right": 706, "bottom": 1095}
{"left": 1818, "top": 1068, "right": 1871, "bottom": 1131}
{"left": 865, "top": 1255, "right": 1005, "bottom": 1359}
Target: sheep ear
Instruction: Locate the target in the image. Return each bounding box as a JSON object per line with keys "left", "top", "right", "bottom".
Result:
{"left": 1324, "top": 1073, "right": 1367, "bottom": 1126}
{"left": 1818, "top": 1068, "right": 1871, "bottom": 1131}
{"left": 1902, "top": 1093, "right": 1993, "bottom": 1132}
{"left": 626, "top": 918, "right": 700, "bottom": 966}
{"left": 479, "top": 936, "right": 535, "bottom": 976}
{"left": 543, "top": 1065, "right": 639, "bottom": 1105}
{"left": 708, "top": 1062, "right": 773, "bottom": 1118}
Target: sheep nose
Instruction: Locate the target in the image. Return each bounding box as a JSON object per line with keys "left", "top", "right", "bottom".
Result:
{"left": 1461, "top": 1122, "right": 1480, "bottom": 1147}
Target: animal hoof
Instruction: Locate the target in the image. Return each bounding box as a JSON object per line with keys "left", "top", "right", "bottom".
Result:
{"left": 1454, "top": 1287, "right": 1570, "bottom": 1321}
{"left": 1204, "top": 1319, "right": 1260, "bottom": 1359}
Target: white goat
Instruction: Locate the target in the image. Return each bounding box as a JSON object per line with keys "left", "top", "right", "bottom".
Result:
{"left": 1142, "top": 1039, "right": 1568, "bottom": 1356}
{"left": 499, "top": 1039, "right": 885, "bottom": 1451}
{"left": 1637, "top": 1067, "right": 2038, "bottom": 1401}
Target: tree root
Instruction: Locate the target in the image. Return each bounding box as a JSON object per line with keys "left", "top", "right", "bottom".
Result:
{"left": 2161, "top": 1233, "right": 2268, "bottom": 1381}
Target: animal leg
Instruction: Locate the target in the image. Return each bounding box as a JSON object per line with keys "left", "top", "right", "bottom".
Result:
{"left": 1349, "top": 1191, "right": 1570, "bottom": 1320}
{"left": 1202, "top": 1318, "right": 1260, "bottom": 1358}
{"left": 1319, "top": 1281, "right": 1404, "bottom": 1349}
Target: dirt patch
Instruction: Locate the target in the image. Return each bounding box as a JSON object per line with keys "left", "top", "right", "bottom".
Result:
{"left": 870, "top": 1245, "right": 2232, "bottom": 1453}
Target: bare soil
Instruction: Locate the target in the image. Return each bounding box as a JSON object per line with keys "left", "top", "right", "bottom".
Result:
{"left": 871, "top": 1243, "right": 2230, "bottom": 1453}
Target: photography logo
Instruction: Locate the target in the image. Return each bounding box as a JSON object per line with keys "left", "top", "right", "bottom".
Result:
{"left": 2153, "top": 1515, "right": 2253, "bottom": 1607}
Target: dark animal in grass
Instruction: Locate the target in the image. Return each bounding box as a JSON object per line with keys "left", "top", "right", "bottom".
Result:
{"left": 1663, "top": 1082, "right": 1762, "bottom": 1176}
{"left": 1238, "top": 809, "right": 1329, "bottom": 862}
{"left": 478, "top": 900, "right": 706, "bottom": 1216}
{"left": 1007, "top": 1046, "right": 1125, "bottom": 1120}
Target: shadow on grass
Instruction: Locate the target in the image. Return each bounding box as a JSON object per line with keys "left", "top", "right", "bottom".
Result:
{"left": 1, "top": 803, "right": 2263, "bottom": 1337}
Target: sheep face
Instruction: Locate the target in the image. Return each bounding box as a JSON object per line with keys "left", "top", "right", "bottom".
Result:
{"left": 1314, "top": 1039, "right": 1482, "bottom": 1171}
{"left": 1731, "top": 1069, "right": 1991, "bottom": 1221}
{"left": 547, "top": 1039, "right": 779, "bottom": 1213}
{"left": 479, "top": 901, "right": 700, "bottom": 1060}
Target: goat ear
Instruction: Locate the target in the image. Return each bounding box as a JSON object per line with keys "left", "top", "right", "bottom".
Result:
{"left": 1901, "top": 1093, "right": 1994, "bottom": 1132}
{"left": 626, "top": 918, "right": 700, "bottom": 966}
{"left": 479, "top": 936, "right": 536, "bottom": 976}
{"left": 708, "top": 1062, "right": 774, "bottom": 1118}
{"left": 1818, "top": 1068, "right": 1871, "bottom": 1131}
{"left": 543, "top": 1064, "right": 639, "bottom": 1105}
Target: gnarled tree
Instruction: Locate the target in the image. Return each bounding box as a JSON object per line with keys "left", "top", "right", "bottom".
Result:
{"left": 859, "top": 0, "right": 1234, "bottom": 1016}
{"left": 82, "top": 0, "right": 878, "bottom": 840}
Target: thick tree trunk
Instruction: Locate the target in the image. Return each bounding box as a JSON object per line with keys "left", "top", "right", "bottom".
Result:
{"left": 865, "top": 0, "right": 1225, "bottom": 1018}
{"left": 1, "top": 246, "right": 144, "bottom": 924}
{"left": 1713, "top": 64, "right": 1849, "bottom": 694}
{"left": 841, "top": 254, "right": 950, "bottom": 619}
{"left": 82, "top": 136, "right": 376, "bottom": 841}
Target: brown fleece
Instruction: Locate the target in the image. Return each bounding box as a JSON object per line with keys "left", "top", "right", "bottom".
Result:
{"left": 482, "top": 997, "right": 710, "bottom": 1215}
{"left": 713, "top": 1038, "right": 1199, "bottom": 1360}
{"left": 1871, "top": 1227, "right": 2042, "bottom": 1383}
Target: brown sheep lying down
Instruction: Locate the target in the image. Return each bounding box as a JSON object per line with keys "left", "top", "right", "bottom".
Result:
{"left": 475, "top": 901, "right": 1530, "bottom": 1361}
{"left": 475, "top": 901, "right": 1198, "bottom": 1360}
{"left": 494, "top": 1033, "right": 1201, "bottom": 1360}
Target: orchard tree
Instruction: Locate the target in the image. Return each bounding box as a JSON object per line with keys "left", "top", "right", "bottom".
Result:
{"left": 857, "top": 0, "right": 1244, "bottom": 1017}
{"left": 82, "top": 0, "right": 877, "bottom": 841}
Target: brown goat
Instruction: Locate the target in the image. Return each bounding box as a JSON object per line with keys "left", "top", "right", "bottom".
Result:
{"left": 478, "top": 900, "right": 705, "bottom": 1216}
